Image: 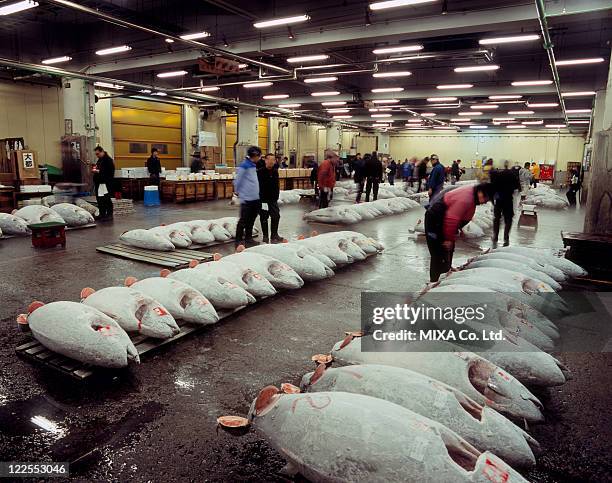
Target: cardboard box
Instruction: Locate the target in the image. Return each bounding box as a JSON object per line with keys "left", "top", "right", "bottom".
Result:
{"left": 11, "top": 150, "right": 38, "bottom": 179}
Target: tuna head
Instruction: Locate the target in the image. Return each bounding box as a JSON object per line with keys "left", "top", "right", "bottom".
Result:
{"left": 465, "top": 355, "right": 544, "bottom": 423}
{"left": 24, "top": 301, "right": 139, "bottom": 368}
{"left": 267, "top": 260, "right": 304, "bottom": 289}
{"left": 242, "top": 269, "right": 277, "bottom": 297}
{"left": 134, "top": 296, "right": 180, "bottom": 338}
{"left": 0, "top": 213, "right": 30, "bottom": 236}
{"left": 180, "top": 289, "right": 219, "bottom": 325}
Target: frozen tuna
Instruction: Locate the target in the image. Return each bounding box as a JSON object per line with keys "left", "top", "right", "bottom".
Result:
{"left": 223, "top": 252, "right": 304, "bottom": 290}
{"left": 13, "top": 205, "right": 65, "bottom": 224}
{"left": 294, "top": 237, "right": 351, "bottom": 265}
{"left": 120, "top": 229, "right": 175, "bottom": 251}
{"left": 194, "top": 259, "right": 277, "bottom": 297}
{"left": 20, "top": 301, "right": 138, "bottom": 368}
{"left": 166, "top": 266, "right": 256, "bottom": 309}
{"left": 314, "top": 233, "right": 367, "bottom": 261}
{"left": 303, "top": 206, "right": 362, "bottom": 224}
{"left": 190, "top": 220, "right": 231, "bottom": 241}
{"left": 50, "top": 203, "right": 95, "bottom": 226}
{"left": 330, "top": 334, "right": 544, "bottom": 422}
{"left": 301, "top": 364, "right": 538, "bottom": 468}
{"left": 470, "top": 252, "right": 566, "bottom": 282}
{"left": 461, "top": 258, "right": 561, "bottom": 291}
{"left": 150, "top": 225, "right": 192, "bottom": 248}
{"left": 247, "top": 387, "right": 530, "bottom": 483}
{"left": 169, "top": 222, "right": 215, "bottom": 244}
{"left": 494, "top": 246, "right": 587, "bottom": 277}
{"left": 126, "top": 276, "right": 218, "bottom": 325}
{"left": 75, "top": 198, "right": 100, "bottom": 218}
{"left": 81, "top": 286, "right": 180, "bottom": 339}
{"left": 334, "top": 230, "right": 384, "bottom": 253}
{"left": 0, "top": 213, "right": 30, "bottom": 236}
{"left": 245, "top": 244, "right": 333, "bottom": 281}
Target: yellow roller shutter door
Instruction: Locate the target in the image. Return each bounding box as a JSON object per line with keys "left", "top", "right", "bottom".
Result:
{"left": 112, "top": 98, "right": 183, "bottom": 169}
{"left": 225, "top": 116, "right": 269, "bottom": 166}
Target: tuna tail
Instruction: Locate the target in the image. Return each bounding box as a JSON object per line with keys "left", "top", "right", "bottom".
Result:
{"left": 311, "top": 353, "right": 333, "bottom": 366}
{"left": 308, "top": 363, "right": 328, "bottom": 386}
{"left": 189, "top": 259, "right": 199, "bottom": 268}
{"left": 339, "top": 330, "right": 364, "bottom": 349}
{"left": 80, "top": 287, "right": 95, "bottom": 299}
{"left": 254, "top": 385, "right": 280, "bottom": 416}
{"left": 281, "top": 383, "right": 301, "bottom": 394}
{"left": 217, "top": 415, "right": 250, "bottom": 436}
{"left": 16, "top": 313, "right": 29, "bottom": 331}
{"left": 124, "top": 276, "right": 138, "bottom": 287}
{"left": 310, "top": 230, "right": 319, "bottom": 237}
{"left": 236, "top": 244, "right": 245, "bottom": 253}
{"left": 160, "top": 269, "right": 171, "bottom": 278}
{"left": 213, "top": 252, "right": 222, "bottom": 261}
{"left": 28, "top": 300, "right": 45, "bottom": 313}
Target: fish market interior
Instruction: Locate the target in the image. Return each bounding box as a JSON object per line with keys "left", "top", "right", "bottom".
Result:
{"left": 0, "top": 0, "right": 611, "bottom": 481}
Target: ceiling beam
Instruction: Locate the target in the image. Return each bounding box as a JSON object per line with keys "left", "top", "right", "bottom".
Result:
{"left": 87, "top": 0, "right": 612, "bottom": 75}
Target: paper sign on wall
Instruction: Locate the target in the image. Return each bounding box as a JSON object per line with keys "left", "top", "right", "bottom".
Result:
{"left": 198, "top": 131, "right": 219, "bottom": 147}
{"left": 22, "top": 152, "right": 34, "bottom": 169}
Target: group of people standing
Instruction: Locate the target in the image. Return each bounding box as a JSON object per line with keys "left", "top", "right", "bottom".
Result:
{"left": 352, "top": 152, "right": 384, "bottom": 203}
{"left": 233, "top": 146, "right": 284, "bottom": 247}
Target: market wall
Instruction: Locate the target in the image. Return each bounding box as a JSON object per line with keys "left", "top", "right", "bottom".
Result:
{"left": 95, "top": 96, "right": 113, "bottom": 158}
{"left": 389, "top": 132, "right": 586, "bottom": 171}
{"left": 0, "top": 81, "right": 64, "bottom": 168}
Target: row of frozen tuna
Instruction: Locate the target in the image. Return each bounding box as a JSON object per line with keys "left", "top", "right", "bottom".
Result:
{"left": 119, "top": 217, "right": 256, "bottom": 251}
{"left": 304, "top": 197, "right": 420, "bottom": 224}
{"left": 218, "top": 246, "right": 587, "bottom": 481}
{"left": 523, "top": 185, "right": 569, "bottom": 209}
{"left": 0, "top": 202, "right": 96, "bottom": 237}
{"left": 18, "top": 231, "right": 383, "bottom": 368}
{"left": 334, "top": 179, "right": 417, "bottom": 200}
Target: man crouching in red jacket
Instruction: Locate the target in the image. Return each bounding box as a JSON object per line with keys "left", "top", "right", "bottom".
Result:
{"left": 318, "top": 149, "right": 338, "bottom": 208}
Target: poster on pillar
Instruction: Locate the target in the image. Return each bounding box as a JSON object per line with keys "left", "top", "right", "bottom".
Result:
{"left": 198, "top": 131, "right": 219, "bottom": 147}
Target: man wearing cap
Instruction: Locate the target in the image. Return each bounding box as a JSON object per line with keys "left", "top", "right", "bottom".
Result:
{"left": 234, "top": 146, "right": 262, "bottom": 247}
{"left": 318, "top": 149, "right": 338, "bottom": 208}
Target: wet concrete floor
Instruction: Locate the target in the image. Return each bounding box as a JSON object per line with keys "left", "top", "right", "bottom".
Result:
{"left": 0, "top": 195, "right": 610, "bottom": 482}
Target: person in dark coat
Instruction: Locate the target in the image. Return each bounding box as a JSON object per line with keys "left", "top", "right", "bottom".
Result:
{"left": 490, "top": 160, "right": 521, "bottom": 248}
{"left": 364, "top": 153, "right": 383, "bottom": 201}
{"left": 146, "top": 148, "right": 162, "bottom": 185}
{"left": 93, "top": 146, "right": 115, "bottom": 220}
{"left": 257, "top": 153, "right": 283, "bottom": 243}
{"left": 354, "top": 153, "right": 366, "bottom": 203}
{"left": 417, "top": 157, "right": 429, "bottom": 192}
{"left": 451, "top": 159, "right": 463, "bottom": 184}
{"left": 387, "top": 159, "right": 397, "bottom": 185}
{"left": 426, "top": 154, "right": 445, "bottom": 199}
{"left": 190, "top": 153, "right": 203, "bottom": 173}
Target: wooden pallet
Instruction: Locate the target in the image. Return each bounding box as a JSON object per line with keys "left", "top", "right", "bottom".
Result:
{"left": 15, "top": 306, "right": 245, "bottom": 381}
{"left": 96, "top": 243, "right": 214, "bottom": 268}
{"left": 66, "top": 223, "right": 97, "bottom": 231}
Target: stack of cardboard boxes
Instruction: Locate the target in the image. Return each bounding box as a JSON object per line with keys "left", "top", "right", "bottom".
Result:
{"left": 200, "top": 146, "right": 222, "bottom": 168}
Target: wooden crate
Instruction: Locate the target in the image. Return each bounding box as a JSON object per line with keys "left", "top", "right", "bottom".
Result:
{"left": 175, "top": 183, "right": 186, "bottom": 202}
{"left": 195, "top": 180, "right": 215, "bottom": 201}
{"left": 161, "top": 180, "right": 175, "bottom": 202}
{"left": 215, "top": 180, "right": 233, "bottom": 199}
{"left": 279, "top": 178, "right": 287, "bottom": 191}
{"left": 185, "top": 182, "right": 196, "bottom": 202}
{"left": 0, "top": 187, "right": 14, "bottom": 213}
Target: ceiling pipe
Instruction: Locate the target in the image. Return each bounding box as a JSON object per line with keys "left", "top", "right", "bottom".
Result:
{"left": 44, "top": 0, "right": 291, "bottom": 75}
{"left": 535, "top": 0, "right": 569, "bottom": 124}
{"left": 0, "top": 57, "right": 345, "bottom": 126}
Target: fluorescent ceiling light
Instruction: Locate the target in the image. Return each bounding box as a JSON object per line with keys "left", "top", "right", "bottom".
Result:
{"left": 405, "top": 126, "right": 426, "bottom": 129}
{"left": 556, "top": 57, "right": 605, "bottom": 66}
{"left": 327, "top": 108, "right": 350, "bottom": 113}
{"left": 180, "top": 31, "right": 210, "bottom": 40}
{"left": 450, "top": 118, "right": 467, "bottom": 122}
{"left": 95, "top": 45, "right": 132, "bottom": 56}
{"left": 429, "top": 105, "right": 459, "bottom": 109}
{"left": 452, "top": 122, "right": 472, "bottom": 126}
{"left": 493, "top": 117, "right": 515, "bottom": 121}
{"left": 469, "top": 125, "right": 488, "bottom": 129}
{"left": 489, "top": 95, "right": 522, "bottom": 100}
{"left": 165, "top": 38, "right": 174, "bottom": 43}
{"left": 243, "top": 82, "right": 273, "bottom": 88}
{"left": 373, "top": 45, "right": 424, "bottom": 55}
{"left": 495, "top": 100, "right": 527, "bottom": 104}
{"left": 378, "top": 54, "right": 434, "bottom": 63}
{"left": 434, "top": 126, "right": 457, "bottom": 130}
{"left": 511, "top": 80, "right": 552, "bottom": 86}
{"left": 152, "top": 92, "right": 167, "bottom": 96}
{"left": 454, "top": 65, "right": 499, "bottom": 73}
{"left": 371, "top": 114, "right": 392, "bottom": 118}
{"left": 479, "top": 34, "right": 540, "bottom": 45}
{"left": 458, "top": 111, "right": 476, "bottom": 116}
{"left": 139, "top": 89, "right": 152, "bottom": 94}
{"left": 239, "top": 63, "right": 248, "bottom": 69}
{"left": 264, "top": 111, "right": 280, "bottom": 115}
{"left": 421, "top": 113, "right": 436, "bottom": 117}
{"left": 0, "top": 0, "right": 38, "bottom": 16}
{"left": 568, "top": 120, "right": 590, "bottom": 124}
{"left": 527, "top": 102, "right": 559, "bottom": 107}
{"left": 522, "top": 120, "right": 544, "bottom": 125}
{"left": 304, "top": 76, "right": 338, "bottom": 83}
{"left": 470, "top": 104, "right": 498, "bottom": 109}
{"left": 311, "top": 91, "right": 340, "bottom": 96}
{"left": 437, "top": 84, "right": 473, "bottom": 89}
{"left": 427, "top": 97, "right": 457, "bottom": 102}
{"left": 373, "top": 123, "right": 392, "bottom": 127}
{"left": 546, "top": 124, "right": 567, "bottom": 128}
{"left": 200, "top": 86, "right": 220, "bottom": 92}
{"left": 372, "top": 99, "right": 400, "bottom": 104}
{"left": 506, "top": 124, "right": 526, "bottom": 129}
{"left": 287, "top": 54, "right": 329, "bottom": 64}
{"left": 157, "top": 70, "right": 188, "bottom": 78}
{"left": 322, "top": 101, "right": 346, "bottom": 106}
{"left": 333, "top": 115, "right": 352, "bottom": 119}
{"left": 566, "top": 109, "right": 592, "bottom": 114}
{"left": 264, "top": 94, "right": 290, "bottom": 99}
{"left": 508, "top": 110, "right": 534, "bottom": 115}
{"left": 561, "top": 91, "right": 596, "bottom": 97}
{"left": 370, "top": 0, "right": 437, "bottom": 10}
{"left": 280, "top": 103, "right": 301, "bottom": 108}
{"left": 41, "top": 56, "right": 72, "bottom": 65}
{"left": 372, "top": 87, "right": 404, "bottom": 93}
{"left": 254, "top": 14, "right": 310, "bottom": 29}
{"left": 94, "top": 82, "right": 124, "bottom": 90}
{"left": 407, "top": 118, "right": 423, "bottom": 123}
{"left": 373, "top": 71, "right": 412, "bottom": 78}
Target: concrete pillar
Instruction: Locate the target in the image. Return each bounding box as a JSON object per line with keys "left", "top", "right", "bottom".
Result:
{"left": 63, "top": 78, "right": 96, "bottom": 138}
{"left": 377, "top": 133, "right": 390, "bottom": 154}
{"left": 583, "top": 48, "right": 612, "bottom": 234}
{"left": 326, "top": 123, "right": 342, "bottom": 151}
{"left": 237, "top": 108, "right": 259, "bottom": 146}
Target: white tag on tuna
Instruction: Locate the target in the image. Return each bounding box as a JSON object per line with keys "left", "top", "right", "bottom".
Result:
{"left": 261, "top": 203, "right": 268, "bottom": 211}
{"left": 408, "top": 436, "right": 429, "bottom": 462}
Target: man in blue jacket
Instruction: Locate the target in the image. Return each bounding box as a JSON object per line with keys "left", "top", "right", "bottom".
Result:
{"left": 233, "top": 146, "right": 262, "bottom": 247}
{"left": 426, "top": 154, "right": 445, "bottom": 200}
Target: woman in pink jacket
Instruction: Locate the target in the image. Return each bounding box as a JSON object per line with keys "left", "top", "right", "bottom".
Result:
{"left": 424, "top": 183, "right": 493, "bottom": 282}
